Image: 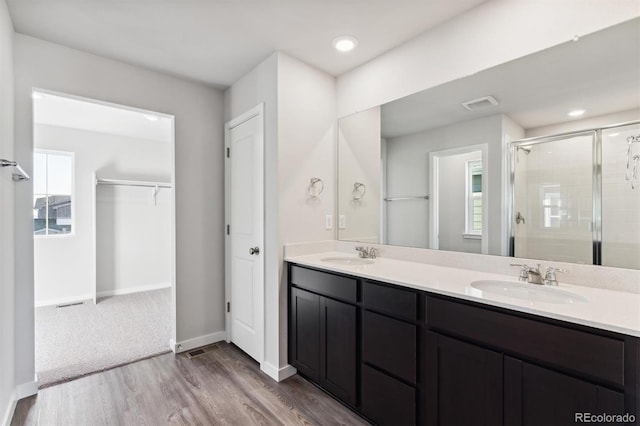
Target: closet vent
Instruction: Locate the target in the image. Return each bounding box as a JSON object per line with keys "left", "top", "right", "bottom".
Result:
{"left": 461, "top": 96, "right": 499, "bottom": 111}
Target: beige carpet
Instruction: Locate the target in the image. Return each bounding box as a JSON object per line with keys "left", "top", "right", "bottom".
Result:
{"left": 35, "top": 288, "right": 171, "bottom": 388}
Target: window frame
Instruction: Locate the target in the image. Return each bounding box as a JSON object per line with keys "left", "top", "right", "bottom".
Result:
{"left": 33, "top": 149, "right": 76, "bottom": 239}
{"left": 464, "top": 159, "right": 483, "bottom": 238}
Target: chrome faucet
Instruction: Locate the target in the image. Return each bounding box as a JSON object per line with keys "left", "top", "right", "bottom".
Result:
{"left": 511, "top": 263, "right": 567, "bottom": 286}
{"left": 510, "top": 263, "right": 543, "bottom": 284}
{"left": 355, "top": 246, "right": 377, "bottom": 259}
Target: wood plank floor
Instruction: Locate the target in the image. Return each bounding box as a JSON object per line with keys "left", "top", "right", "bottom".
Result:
{"left": 12, "top": 342, "right": 369, "bottom": 426}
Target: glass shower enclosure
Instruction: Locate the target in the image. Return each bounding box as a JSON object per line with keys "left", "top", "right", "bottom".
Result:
{"left": 510, "top": 121, "right": 640, "bottom": 269}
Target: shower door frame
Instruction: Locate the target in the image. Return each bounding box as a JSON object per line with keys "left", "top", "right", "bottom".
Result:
{"left": 508, "top": 120, "right": 640, "bottom": 266}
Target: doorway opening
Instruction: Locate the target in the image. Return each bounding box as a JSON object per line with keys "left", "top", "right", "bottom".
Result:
{"left": 429, "top": 144, "right": 489, "bottom": 255}
{"left": 32, "top": 89, "right": 176, "bottom": 387}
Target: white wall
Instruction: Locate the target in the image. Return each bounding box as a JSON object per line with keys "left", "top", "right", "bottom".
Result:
{"left": 13, "top": 34, "right": 225, "bottom": 388}
{"left": 97, "top": 186, "right": 172, "bottom": 296}
{"left": 33, "top": 124, "right": 172, "bottom": 305}
{"left": 224, "top": 52, "right": 336, "bottom": 376}
{"left": 438, "top": 151, "right": 482, "bottom": 253}
{"left": 336, "top": 0, "right": 640, "bottom": 117}
{"left": 0, "top": 0, "right": 15, "bottom": 423}
{"left": 337, "top": 107, "right": 381, "bottom": 242}
{"left": 385, "top": 115, "right": 504, "bottom": 254}
{"left": 277, "top": 53, "right": 336, "bottom": 369}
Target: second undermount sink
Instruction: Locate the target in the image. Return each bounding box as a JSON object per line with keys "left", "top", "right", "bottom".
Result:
{"left": 470, "top": 280, "right": 587, "bottom": 304}
{"left": 320, "top": 256, "right": 374, "bottom": 266}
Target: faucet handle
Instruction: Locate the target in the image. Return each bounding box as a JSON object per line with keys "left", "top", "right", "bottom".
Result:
{"left": 544, "top": 266, "right": 567, "bottom": 286}
{"left": 510, "top": 263, "right": 530, "bottom": 282}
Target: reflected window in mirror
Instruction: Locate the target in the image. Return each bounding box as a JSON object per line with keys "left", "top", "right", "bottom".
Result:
{"left": 465, "top": 160, "right": 483, "bottom": 237}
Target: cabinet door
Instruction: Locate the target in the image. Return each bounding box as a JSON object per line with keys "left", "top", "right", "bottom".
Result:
{"left": 320, "top": 297, "right": 357, "bottom": 406}
{"left": 362, "top": 363, "right": 416, "bottom": 426}
{"left": 504, "top": 357, "right": 624, "bottom": 426}
{"left": 290, "top": 288, "right": 321, "bottom": 382}
{"left": 425, "top": 332, "right": 503, "bottom": 426}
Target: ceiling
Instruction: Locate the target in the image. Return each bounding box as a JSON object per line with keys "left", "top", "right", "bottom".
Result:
{"left": 34, "top": 92, "right": 173, "bottom": 143}
{"left": 381, "top": 18, "right": 640, "bottom": 139}
{"left": 7, "top": 0, "right": 486, "bottom": 88}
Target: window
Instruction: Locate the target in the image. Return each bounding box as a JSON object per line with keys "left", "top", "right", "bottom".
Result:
{"left": 465, "top": 160, "right": 482, "bottom": 236}
{"left": 33, "top": 151, "right": 74, "bottom": 236}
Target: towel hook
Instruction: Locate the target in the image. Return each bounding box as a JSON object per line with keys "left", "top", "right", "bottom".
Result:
{"left": 353, "top": 182, "right": 366, "bottom": 200}
{"left": 308, "top": 177, "right": 324, "bottom": 197}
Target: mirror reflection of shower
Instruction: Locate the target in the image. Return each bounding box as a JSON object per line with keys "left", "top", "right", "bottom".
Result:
{"left": 511, "top": 121, "right": 640, "bottom": 269}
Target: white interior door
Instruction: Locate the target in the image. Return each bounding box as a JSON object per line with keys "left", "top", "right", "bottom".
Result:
{"left": 225, "top": 104, "right": 264, "bottom": 363}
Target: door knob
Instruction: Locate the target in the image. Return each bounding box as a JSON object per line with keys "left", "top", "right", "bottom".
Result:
{"left": 249, "top": 246, "right": 260, "bottom": 255}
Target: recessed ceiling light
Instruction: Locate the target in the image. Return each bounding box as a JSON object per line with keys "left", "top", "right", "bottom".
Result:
{"left": 333, "top": 36, "right": 358, "bottom": 53}
{"left": 608, "top": 133, "right": 620, "bottom": 137}
{"left": 32, "top": 93, "right": 44, "bottom": 100}
{"left": 568, "top": 109, "right": 585, "bottom": 117}
{"left": 144, "top": 114, "right": 159, "bottom": 121}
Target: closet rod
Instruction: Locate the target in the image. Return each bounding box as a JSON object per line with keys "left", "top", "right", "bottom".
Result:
{"left": 96, "top": 178, "right": 172, "bottom": 189}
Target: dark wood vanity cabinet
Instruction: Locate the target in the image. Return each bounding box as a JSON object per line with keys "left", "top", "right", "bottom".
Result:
{"left": 287, "top": 263, "right": 639, "bottom": 426}
{"left": 361, "top": 281, "right": 419, "bottom": 425}
{"left": 504, "top": 357, "right": 625, "bottom": 426}
{"left": 289, "top": 267, "right": 357, "bottom": 406}
{"left": 424, "top": 332, "right": 503, "bottom": 426}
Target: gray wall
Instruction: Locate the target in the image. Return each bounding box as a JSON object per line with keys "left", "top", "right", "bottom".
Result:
{"left": 385, "top": 115, "right": 503, "bottom": 253}
{"left": 0, "top": 0, "right": 15, "bottom": 421}
{"left": 13, "top": 34, "right": 226, "bottom": 387}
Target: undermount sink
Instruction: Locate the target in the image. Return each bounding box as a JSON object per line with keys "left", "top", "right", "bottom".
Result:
{"left": 320, "top": 256, "right": 374, "bottom": 266}
{"left": 470, "top": 280, "right": 587, "bottom": 304}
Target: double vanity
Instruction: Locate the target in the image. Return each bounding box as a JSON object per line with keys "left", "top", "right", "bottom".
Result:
{"left": 286, "top": 250, "right": 640, "bottom": 426}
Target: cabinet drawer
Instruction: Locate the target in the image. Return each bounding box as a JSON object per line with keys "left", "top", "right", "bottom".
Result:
{"left": 290, "top": 265, "right": 357, "bottom": 302}
{"left": 362, "top": 364, "right": 416, "bottom": 426}
{"left": 362, "top": 310, "right": 417, "bottom": 383}
{"left": 427, "top": 297, "right": 625, "bottom": 387}
{"left": 363, "top": 281, "right": 418, "bottom": 321}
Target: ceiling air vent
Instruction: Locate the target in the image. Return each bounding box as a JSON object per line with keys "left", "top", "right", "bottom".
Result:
{"left": 461, "top": 96, "right": 499, "bottom": 111}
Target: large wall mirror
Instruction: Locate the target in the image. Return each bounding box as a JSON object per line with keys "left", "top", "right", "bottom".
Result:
{"left": 337, "top": 18, "right": 640, "bottom": 269}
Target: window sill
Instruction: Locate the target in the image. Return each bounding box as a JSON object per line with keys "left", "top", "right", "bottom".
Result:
{"left": 462, "top": 233, "right": 482, "bottom": 240}
{"left": 34, "top": 233, "right": 75, "bottom": 240}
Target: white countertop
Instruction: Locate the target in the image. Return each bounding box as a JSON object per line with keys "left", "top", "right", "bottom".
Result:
{"left": 285, "top": 252, "right": 640, "bottom": 337}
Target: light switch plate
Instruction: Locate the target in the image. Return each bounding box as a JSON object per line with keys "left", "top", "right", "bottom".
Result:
{"left": 325, "top": 214, "right": 333, "bottom": 230}
{"left": 338, "top": 215, "right": 346, "bottom": 229}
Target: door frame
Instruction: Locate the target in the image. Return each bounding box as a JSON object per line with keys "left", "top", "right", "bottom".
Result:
{"left": 428, "top": 144, "right": 489, "bottom": 254}
{"left": 224, "top": 103, "right": 265, "bottom": 364}
{"left": 30, "top": 87, "right": 178, "bottom": 351}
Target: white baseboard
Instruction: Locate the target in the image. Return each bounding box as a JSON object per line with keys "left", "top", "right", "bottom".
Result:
{"left": 97, "top": 282, "right": 171, "bottom": 298}
{"left": 34, "top": 294, "right": 93, "bottom": 308}
{"left": 260, "top": 362, "right": 297, "bottom": 382}
{"left": 172, "top": 331, "right": 227, "bottom": 353}
{"left": 1, "top": 390, "right": 17, "bottom": 426}
{"left": 15, "top": 380, "right": 38, "bottom": 400}
{"left": 2, "top": 379, "right": 38, "bottom": 426}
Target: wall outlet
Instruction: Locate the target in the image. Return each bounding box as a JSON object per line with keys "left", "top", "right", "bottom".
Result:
{"left": 325, "top": 214, "right": 333, "bottom": 230}
{"left": 339, "top": 215, "right": 346, "bottom": 229}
